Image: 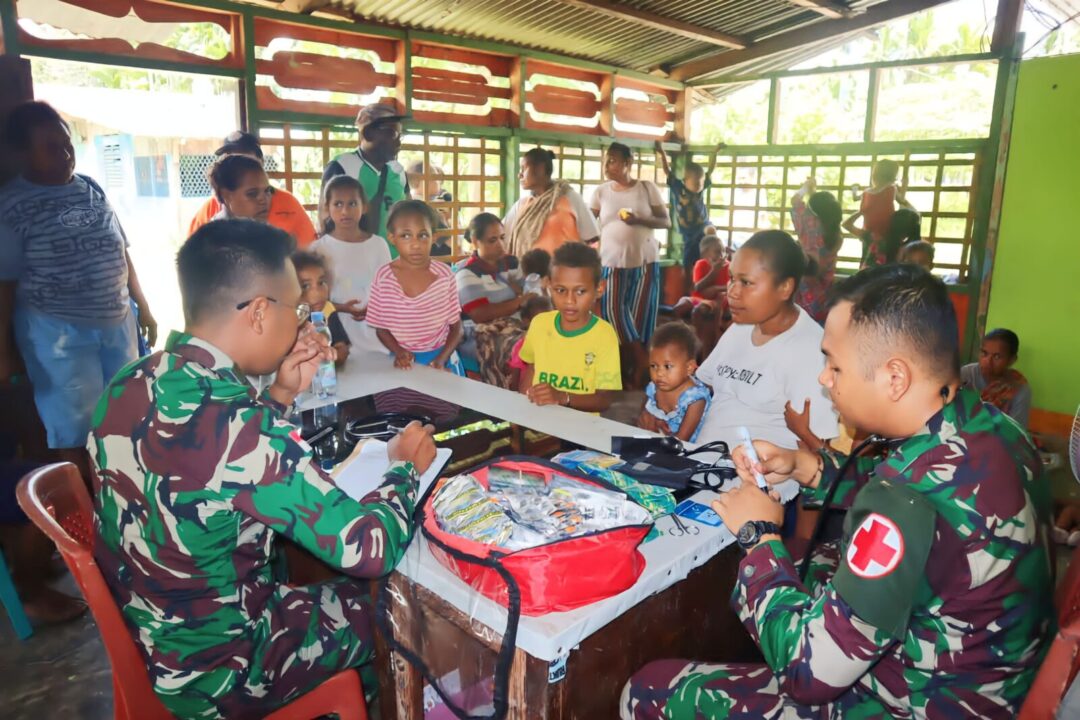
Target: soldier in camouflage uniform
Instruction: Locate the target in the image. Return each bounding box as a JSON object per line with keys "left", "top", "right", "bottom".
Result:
{"left": 89, "top": 219, "right": 436, "bottom": 719}
{"left": 622, "top": 265, "right": 1052, "bottom": 719}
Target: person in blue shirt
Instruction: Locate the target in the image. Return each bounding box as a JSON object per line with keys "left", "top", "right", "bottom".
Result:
{"left": 0, "top": 101, "right": 155, "bottom": 484}
{"left": 656, "top": 141, "right": 725, "bottom": 292}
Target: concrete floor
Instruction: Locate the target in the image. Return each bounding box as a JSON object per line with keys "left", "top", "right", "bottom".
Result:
{"left": 0, "top": 573, "right": 113, "bottom": 720}
{"left": 0, "top": 391, "right": 646, "bottom": 720}
{"left": 6, "top": 392, "right": 1068, "bottom": 720}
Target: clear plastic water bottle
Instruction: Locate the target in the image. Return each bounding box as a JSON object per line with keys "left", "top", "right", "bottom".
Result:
{"left": 523, "top": 273, "right": 542, "bottom": 295}
{"left": 309, "top": 311, "right": 337, "bottom": 399}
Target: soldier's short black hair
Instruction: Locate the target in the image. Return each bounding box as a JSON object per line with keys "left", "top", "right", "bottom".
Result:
{"left": 650, "top": 321, "right": 699, "bottom": 360}
{"left": 829, "top": 264, "right": 959, "bottom": 381}
{"left": 552, "top": 242, "right": 602, "bottom": 286}
{"left": 984, "top": 327, "right": 1020, "bottom": 358}
{"left": 178, "top": 219, "right": 296, "bottom": 324}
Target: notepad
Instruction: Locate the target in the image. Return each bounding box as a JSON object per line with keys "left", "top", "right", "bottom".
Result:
{"left": 333, "top": 440, "right": 452, "bottom": 501}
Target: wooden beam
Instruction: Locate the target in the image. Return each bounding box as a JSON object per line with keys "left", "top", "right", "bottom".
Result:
{"left": 556, "top": 0, "right": 748, "bottom": 50}
{"left": 787, "top": 0, "right": 856, "bottom": 19}
{"left": 670, "top": 0, "right": 956, "bottom": 82}
{"left": 990, "top": 0, "right": 1024, "bottom": 52}
{"left": 279, "top": 0, "right": 333, "bottom": 14}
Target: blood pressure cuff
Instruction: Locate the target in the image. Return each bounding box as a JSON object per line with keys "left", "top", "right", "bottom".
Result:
{"left": 832, "top": 480, "right": 936, "bottom": 640}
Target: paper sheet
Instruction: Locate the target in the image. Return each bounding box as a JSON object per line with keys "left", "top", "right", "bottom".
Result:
{"left": 333, "top": 440, "right": 452, "bottom": 501}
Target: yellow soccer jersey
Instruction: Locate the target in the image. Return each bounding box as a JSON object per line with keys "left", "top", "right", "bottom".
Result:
{"left": 519, "top": 311, "right": 622, "bottom": 394}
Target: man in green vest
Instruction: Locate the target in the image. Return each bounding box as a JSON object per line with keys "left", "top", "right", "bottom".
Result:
{"left": 320, "top": 103, "right": 411, "bottom": 252}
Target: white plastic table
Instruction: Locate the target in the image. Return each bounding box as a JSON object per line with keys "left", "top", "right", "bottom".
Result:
{"left": 301, "top": 353, "right": 744, "bottom": 719}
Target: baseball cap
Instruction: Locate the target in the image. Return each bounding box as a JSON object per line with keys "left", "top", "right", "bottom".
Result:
{"left": 355, "top": 102, "right": 409, "bottom": 137}
{"left": 215, "top": 131, "right": 263, "bottom": 159}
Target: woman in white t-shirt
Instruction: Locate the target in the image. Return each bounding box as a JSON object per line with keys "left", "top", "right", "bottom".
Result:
{"left": 309, "top": 175, "right": 391, "bottom": 353}
{"left": 591, "top": 142, "right": 670, "bottom": 388}
{"left": 688, "top": 230, "right": 839, "bottom": 454}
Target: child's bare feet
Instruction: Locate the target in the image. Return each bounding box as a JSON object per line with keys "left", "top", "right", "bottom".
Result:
{"left": 22, "top": 586, "right": 87, "bottom": 624}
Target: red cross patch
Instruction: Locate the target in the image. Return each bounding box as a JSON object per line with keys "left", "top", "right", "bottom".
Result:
{"left": 846, "top": 513, "right": 904, "bottom": 579}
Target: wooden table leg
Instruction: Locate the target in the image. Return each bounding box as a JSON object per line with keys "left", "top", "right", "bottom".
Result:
{"left": 377, "top": 574, "right": 425, "bottom": 720}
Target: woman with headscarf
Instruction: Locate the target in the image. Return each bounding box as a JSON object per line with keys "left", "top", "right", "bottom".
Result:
{"left": 455, "top": 213, "right": 540, "bottom": 388}
{"left": 590, "top": 142, "right": 670, "bottom": 389}
{"left": 503, "top": 147, "right": 599, "bottom": 258}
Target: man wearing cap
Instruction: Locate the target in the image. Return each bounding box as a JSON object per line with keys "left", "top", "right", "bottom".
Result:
{"left": 320, "top": 103, "right": 410, "bottom": 244}
{"left": 188, "top": 131, "right": 317, "bottom": 247}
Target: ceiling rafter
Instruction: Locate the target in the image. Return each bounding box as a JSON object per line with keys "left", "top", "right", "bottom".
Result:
{"left": 670, "top": 0, "right": 957, "bottom": 81}
{"left": 278, "top": 0, "right": 334, "bottom": 14}
{"left": 554, "top": 0, "right": 749, "bottom": 50}
{"left": 786, "top": 0, "right": 857, "bottom": 20}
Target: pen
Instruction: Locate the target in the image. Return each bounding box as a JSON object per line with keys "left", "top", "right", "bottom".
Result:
{"left": 737, "top": 426, "right": 768, "bottom": 490}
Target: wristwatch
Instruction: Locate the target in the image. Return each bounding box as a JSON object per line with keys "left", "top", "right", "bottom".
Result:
{"left": 736, "top": 520, "right": 782, "bottom": 551}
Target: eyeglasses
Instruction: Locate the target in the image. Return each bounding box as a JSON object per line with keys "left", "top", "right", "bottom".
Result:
{"left": 236, "top": 297, "right": 310, "bottom": 326}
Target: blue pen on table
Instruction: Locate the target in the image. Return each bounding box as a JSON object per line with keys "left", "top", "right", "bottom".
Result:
{"left": 737, "top": 426, "right": 768, "bottom": 490}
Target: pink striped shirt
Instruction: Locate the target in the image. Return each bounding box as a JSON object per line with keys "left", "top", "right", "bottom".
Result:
{"left": 365, "top": 261, "right": 462, "bottom": 351}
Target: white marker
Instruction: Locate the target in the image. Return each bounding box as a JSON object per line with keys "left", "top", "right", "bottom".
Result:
{"left": 738, "top": 426, "right": 768, "bottom": 489}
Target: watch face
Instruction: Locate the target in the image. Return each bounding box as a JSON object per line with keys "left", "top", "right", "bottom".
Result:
{"left": 737, "top": 522, "right": 758, "bottom": 546}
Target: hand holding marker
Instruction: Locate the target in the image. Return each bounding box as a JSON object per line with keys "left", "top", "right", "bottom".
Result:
{"left": 738, "top": 426, "right": 769, "bottom": 490}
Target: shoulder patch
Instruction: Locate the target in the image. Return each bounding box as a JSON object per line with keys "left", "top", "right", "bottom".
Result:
{"left": 846, "top": 512, "right": 904, "bottom": 579}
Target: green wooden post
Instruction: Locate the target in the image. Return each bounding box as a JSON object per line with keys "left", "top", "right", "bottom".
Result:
{"left": 0, "top": 0, "right": 20, "bottom": 55}
{"left": 241, "top": 12, "right": 258, "bottom": 132}
{"left": 968, "top": 37, "right": 1023, "bottom": 359}
{"left": 864, "top": 67, "right": 880, "bottom": 142}
{"left": 766, "top": 77, "right": 781, "bottom": 145}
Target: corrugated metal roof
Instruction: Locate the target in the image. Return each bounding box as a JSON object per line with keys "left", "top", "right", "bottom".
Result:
{"left": 329, "top": 0, "right": 890, "bottom": 75}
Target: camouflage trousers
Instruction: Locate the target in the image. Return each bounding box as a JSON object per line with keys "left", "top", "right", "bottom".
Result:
{"left": 619, "top": 659, "right": 830, "bottom": 719}
{"left": 618, "top": 541, "right": 841, "bottom": 720}
{"left": 159, "top": 578, "right": 375, "bottom": 720}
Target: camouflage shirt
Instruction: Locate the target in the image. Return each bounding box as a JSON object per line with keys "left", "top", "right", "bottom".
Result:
{"left": 89, "top": 332, "right": 417, "bottom": 715}
{"left": 734, "top": 388, "right": 1052, "bottom": 718}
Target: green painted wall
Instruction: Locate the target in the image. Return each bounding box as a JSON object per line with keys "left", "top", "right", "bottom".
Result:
{"left": 986, "top": 53, "right": 1080, "bottom": 416}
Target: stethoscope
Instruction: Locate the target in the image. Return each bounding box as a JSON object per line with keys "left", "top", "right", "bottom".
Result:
{"left": 798, "top": 385, "right": 955, "bottom": 581}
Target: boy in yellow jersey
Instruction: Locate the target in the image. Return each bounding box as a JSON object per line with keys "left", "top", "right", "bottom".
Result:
{"left": 519, "top": 243, "right": 621, "bottom": 412}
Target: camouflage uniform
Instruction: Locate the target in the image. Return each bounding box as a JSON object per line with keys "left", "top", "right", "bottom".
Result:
{"left": 89, "top": 332, "right": 418, "bottom": 719}
{"left": 622, "top": 388, "right": 1052, "bottom": 719}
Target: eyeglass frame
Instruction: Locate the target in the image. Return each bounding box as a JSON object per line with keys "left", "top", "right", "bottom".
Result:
{"left": 235, "top": 297, "right": 310, "bottom": 326}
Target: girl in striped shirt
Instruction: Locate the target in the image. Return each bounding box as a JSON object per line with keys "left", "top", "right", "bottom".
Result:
{"left": 366, "top": 200, "right": 465, "bottom": 374}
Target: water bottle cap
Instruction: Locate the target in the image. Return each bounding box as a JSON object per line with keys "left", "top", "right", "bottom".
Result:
{"left": 310, "top": 311, "right": 325, "bottom": 323}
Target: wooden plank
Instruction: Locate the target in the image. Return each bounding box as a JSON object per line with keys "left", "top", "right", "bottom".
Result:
{"left": 991, "top": 0, "right": 1024, "bottom": 53}
{"left": 528, "top": 59, "right": 605, "bottom": 87}
{"left": 670, "top": 0, "right": 957, "bottom": 81}
{"left": 528, "top": 85, "right": 602, "bottom": 118}
{"left": 15, "top": 28, "right": 241, "bottom": 68}
{"left": 614, "top": 97, "right": 672, "bottom": 128}
{"left": 257, "top": 52, "right": 394, "bottom": 95}
{"left": 412, "top": 66, "right": 513, "bottom": 101}
{"left": 412, "top": 41, "right": 513, "bottom": 77}
{"left": 253, "top": 16, "right": 398, "bottom": 62}
{"left": 254, "top": 86, "right": 356, "bottom": 119}
{"left": 787, "top": 0, "right": 856, "bottom": 19}
{"left": 555, "top": 0, "right": 747, "bottom": 49}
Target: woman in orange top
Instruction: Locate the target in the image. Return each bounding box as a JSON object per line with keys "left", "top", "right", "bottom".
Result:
{"left": 503, "top": 148, "right": 599, "bottom": 258}
{"left": 187, "top": 132, "right": 316, "bottom": 247}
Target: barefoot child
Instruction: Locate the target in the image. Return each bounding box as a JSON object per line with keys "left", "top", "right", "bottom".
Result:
{"left": 291, "top": 251, "right": 350, "bottom": 366}
{"left": 310, "top": 175, "right": 391, "bottom": 353}
{"left": 655, "top": 140, "right": 725, "bottom": 291}
{"left": 519, "top": 243, "right": 620, "bottom": 412}
{"left": 366, "top": 200, "right": 464, "bottom": 374}
{"left": 637, "top": 322, "right": 711, "bottom": 442}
